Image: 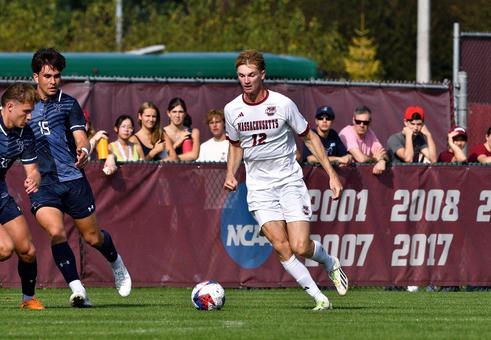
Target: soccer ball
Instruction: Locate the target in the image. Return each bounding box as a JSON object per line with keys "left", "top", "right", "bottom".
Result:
{"left": 191, "top": 280, "right": 225, "bottom": 310}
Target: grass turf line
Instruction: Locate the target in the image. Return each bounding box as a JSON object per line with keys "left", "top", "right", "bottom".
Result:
{"left": 1, "top": 287, "right": 490, "bottom": 339}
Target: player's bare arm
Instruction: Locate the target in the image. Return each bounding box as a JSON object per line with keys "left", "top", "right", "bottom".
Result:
{"left": 303, "top": 129, "right": 343, "bottom": 199}
{"left": 23, "top": 161, "right": 41, "bottom": 194}
{"left": 73, "top": 129, "right": 90, "bottom": 168}
{"left": 224, "top": 142, "right": 243, "bottom": 192}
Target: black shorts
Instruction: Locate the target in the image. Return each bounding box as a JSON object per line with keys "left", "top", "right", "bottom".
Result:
{"left": 30, "top": 177, "right": 96, "bottom": 219}
{"left": 0, "top": 192, "right": 23, "bottom": 225}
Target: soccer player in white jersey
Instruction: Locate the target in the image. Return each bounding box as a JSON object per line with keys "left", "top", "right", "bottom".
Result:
{"left": 223, "top": 50, "right": 348, "bottom": 311}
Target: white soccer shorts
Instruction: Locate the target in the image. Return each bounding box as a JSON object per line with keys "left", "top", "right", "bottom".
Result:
{"left": 248, "top": 180, "right": 312, "bottom": 227}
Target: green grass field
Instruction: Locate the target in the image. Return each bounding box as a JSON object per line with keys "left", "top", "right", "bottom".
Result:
{"left": 1, "top": 287, "right": 490, "bottom": 339}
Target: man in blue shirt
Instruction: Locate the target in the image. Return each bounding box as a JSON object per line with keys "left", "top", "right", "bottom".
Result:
{"left": 302, "top": 105, "right": 352, "bottom": 166}
{"left": 29, "top": 48, "right": 131, "bottom": 307}
{"left": 0, "top": 83, "right": 44, "bottom": 309}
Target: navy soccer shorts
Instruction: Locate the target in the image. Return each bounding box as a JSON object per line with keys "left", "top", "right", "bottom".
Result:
{"left": 30, "top": 177, "right": 96, "bottom": 219}
{"left": 0, "top": 192, "right": 23, "bottom": 225}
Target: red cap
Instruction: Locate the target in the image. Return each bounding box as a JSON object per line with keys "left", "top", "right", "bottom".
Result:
{"left": 404, "top": 106, "right": 425, "bottom": 121}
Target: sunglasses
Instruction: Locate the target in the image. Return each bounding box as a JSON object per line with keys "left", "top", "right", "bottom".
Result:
{"left": 354, "top": 119, "right": 371, "bottom": 126}
{"left": 317, "top": 116, "right": 334, "bottom": 121}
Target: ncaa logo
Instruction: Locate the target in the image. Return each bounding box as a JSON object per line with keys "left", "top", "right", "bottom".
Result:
{"left": 220, "top": 183, "right": 272, "bottom": 269}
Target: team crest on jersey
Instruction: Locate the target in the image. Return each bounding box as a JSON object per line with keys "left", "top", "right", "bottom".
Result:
{"left": 303, "top": 205, "right": 310, "bottom": 215}
{"left": 53, "top": 103, "right": 62, "bottom": 112}
{"left": 16, "top": 139, "right": 24, "bottom": 152}
{"left": 265, "top": 106, "right": 276, "bottom": 116}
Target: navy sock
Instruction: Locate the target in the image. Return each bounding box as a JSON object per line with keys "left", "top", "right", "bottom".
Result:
{"left": 95, "top": 229, "right": 118, "bottom": 263}
{"left": 51, "top": 242, "right": 80, "bottom": 283}
{"left": 18, "top": 259, "right": 37, "bottom": 297}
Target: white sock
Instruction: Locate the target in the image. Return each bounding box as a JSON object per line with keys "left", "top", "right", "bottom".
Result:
{"left": 281, "top": 255, "right": 324, "bottom": 301}
{"left": 111, "top": 254, "right": 122, "bottom": 268}
{"left": 68, "top": 280, "right": 85, "bottom": 294}
{"left": 310, "top": 240, "right": 335, "bottom": 271}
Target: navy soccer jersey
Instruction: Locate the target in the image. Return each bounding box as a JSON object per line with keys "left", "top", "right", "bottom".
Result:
{"left": 29, "top": 90, "right": 87, "bottom": 185}
{"left": 0, "top": 117, "right": 37, "bottom": 192}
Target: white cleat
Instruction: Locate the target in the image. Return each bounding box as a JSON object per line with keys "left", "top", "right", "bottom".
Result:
{"left": 312, "top": 298, "right": 333, "bottom": 311}
{"left": 328, "top": 257, "right": 349, "bottom": 296}
{"left": 69, "top": 290, "right": 92, "bottom": 308}
{"left": 111, "top": 254, "right": 132, "bottom": 297}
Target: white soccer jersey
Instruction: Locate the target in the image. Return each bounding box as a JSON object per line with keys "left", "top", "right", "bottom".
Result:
{"left": 225, "top": 90, "right": 309, "bottom": 190}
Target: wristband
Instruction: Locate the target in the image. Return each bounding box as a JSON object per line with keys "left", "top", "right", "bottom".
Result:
{"left": 81, "top": 147, "right": 89, "bottom": 155}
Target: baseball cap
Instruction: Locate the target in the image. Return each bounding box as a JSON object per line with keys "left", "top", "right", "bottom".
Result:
{"left": 449, "top": 126, "right": 467, "bottom": 140}
{"left": 315, "top": 105, "right": 335, "bottom": 119}
{"left": 404, "top": 106, "right": 425, "bottom": 121}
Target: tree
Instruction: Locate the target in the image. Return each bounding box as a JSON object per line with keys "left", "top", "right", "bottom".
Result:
{"left": 343, "top": 14, "right": 382, "bottom": 80}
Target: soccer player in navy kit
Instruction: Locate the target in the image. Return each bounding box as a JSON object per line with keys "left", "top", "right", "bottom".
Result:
{"left": 0, "top": 83, "right": 44, "bottom": 309}
{"left": 29, "top": 48, "right": 131, "bottom": 307}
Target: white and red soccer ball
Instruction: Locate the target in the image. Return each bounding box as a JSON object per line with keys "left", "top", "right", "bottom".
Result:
{"left": 191, "top": 280, "right": 225, "bottom": 310}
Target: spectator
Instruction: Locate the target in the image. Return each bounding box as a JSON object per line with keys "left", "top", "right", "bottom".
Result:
{"left": 163, "top": 97, "right": 200, "bottom": 161}
{"left": 103, "top": 115, "right": 144, "bottom": 175}
{"left": 197, "top": 109, "right": 229, "bottom": 162}
{"left": 438, "top": 126, "right": 468, "bottom": 162}
{"left": 339, "top": 105, "right": 388, "bottom": 175}
{"left": 387, "top": 106, "right": 437, "bottom": 164}
{"left": 84, "top": 111, "right": 108, "bottom": 161}
{"left": 468, "top": 126, "right": 491, "bottom": 163}
{"left": 130, "top": 101, "right": 177, "bottom": 161}
{"left": 303, "top": 105, "right": 352, "bottom": 166}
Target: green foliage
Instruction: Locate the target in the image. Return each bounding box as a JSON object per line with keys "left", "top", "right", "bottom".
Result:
{"left": 1, "top": 0, "right": 490, "bottom": 80}
{"left": 65, "top": 1, "right": 117, "bottom": 51}
{"left": 124, "top": 0, "right": 345, "bottom": 75}
{"left": 0, "top": 0, "right": 65, "bottom": 51}
{"left": 1, "top": 287, "right": 491, "bottom": 338}
{"left": 344, "top": 15, "right": 382, "bottom": 80}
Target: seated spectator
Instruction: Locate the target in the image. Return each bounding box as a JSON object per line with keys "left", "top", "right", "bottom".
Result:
{"left": 438, "top": 126, "right": 468, "bottom": 162}
{"left": 387, "top": 106, "right": 437, "bottom": 163}
{"left": 130, "top": 101, "right": 177, "bottom": 161}
{"left": 468, "top": 126, "right": 491, "bottom": 163}
{"left": 303, "top": 105, "right": 352, "bottom": 166}
{"left": 163, "top": 97, "right": 200, "bottom": 161}
{"left": 197, "top": 109, "right": 229, "bottom": 162}
{"left": 103, "top": 115, "right": 144, "bottom": 175}
{"left": 339, "top": 105, "right": 388, "bottom": 175}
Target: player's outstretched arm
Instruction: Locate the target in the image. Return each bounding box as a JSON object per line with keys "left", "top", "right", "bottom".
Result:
{"left": 73, "top": 130, "right": 91, "bottom": 169}
{"left": 303, "top": 130, "right": 343, "bottom": 199}
{"left": 23, "top": 163, "right": 41, "bottom": 194}
{"left": 224, "top": 143, "right": 243, "bottom": 192}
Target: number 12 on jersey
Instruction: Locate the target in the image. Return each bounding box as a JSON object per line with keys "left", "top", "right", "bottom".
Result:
{"left": 252, "top": 133, "right": 266, "bottom": 146}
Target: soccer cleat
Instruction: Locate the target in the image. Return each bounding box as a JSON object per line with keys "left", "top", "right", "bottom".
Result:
{"left": 312, "top": 299, "right": 333, "bottom": 311}
{"left": 69, "top": 291, "right": 92, "bottom": 308}
{"left": 111, "top": 254, "right": 132, "bottom": 297}
{"left": 328, "top": 257, "right": 349, "bottom": 296}
{"left": 20, "top": 297, "right": 46, "bottom": 310}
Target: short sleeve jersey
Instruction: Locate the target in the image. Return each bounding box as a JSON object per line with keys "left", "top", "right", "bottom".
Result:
{"left": 387, "top": 132, "right": 427, "bottom": 163}
{"left": 0, "top": 117, "right": 37, "bottom": 192}
{"left": 224, "top": 90, "right": 308, "bottom": 190}
{"left": 29, "top": 90, "right": 86, "bottom": 184}
{"left": 468, "top": 144, "right": 491, "bottom": 162}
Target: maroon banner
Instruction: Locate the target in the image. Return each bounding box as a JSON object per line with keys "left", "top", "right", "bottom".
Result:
{"left": 1, "top": 81, "right": 452, "bottom": 153}
{"left": 1, "top": 163, "right": 490, "bottom": 288}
